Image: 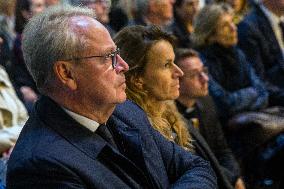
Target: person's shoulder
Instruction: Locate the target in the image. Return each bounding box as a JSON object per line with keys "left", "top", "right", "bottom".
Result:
{"left": 239, "top": 5, "right": 264, "bottom": 28}
{"left": 114, "top": 99, "right": 145, "bottom": 115}
{"left": 112, "top": 100, "right": 150, "bottom": 128}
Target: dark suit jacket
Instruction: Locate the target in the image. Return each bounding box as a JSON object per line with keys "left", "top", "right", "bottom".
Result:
{"left": 237, "top": 3, "right": 284, "bottom": 105}
{"left": 177, "top": 96, "right": 241, "bottom": 189}
{"left": 7, "top": 96, "right": 217, "bottom": 189}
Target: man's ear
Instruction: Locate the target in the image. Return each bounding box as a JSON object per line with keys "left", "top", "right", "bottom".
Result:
{"left": 53, "top": 61, "right": 77, "bottom": 90}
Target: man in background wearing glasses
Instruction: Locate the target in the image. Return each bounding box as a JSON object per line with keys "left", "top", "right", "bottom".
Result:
{"left": 175, "top": 48, "right": 246, "bottom": 189}
{"left": 6, "top": 6, "right": 217, "bottom": 188}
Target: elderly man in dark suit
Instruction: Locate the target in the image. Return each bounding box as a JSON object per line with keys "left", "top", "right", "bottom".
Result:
{"left": 6, "top": 5, "right": 217, "bottom": 189}
{"left": 175, "top": 48, "right": 245, "bottom": 189}
{"left": 237, "top": 0, "right": 284, "bottom": 106}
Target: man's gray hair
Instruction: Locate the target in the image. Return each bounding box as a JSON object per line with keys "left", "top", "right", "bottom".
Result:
{"left": 22, "top": 5, "right": 96, "bottom": 93}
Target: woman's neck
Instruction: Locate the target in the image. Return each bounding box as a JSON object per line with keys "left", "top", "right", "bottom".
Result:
{"left": 147, "top": 97, "right": 167, "bottom": 116}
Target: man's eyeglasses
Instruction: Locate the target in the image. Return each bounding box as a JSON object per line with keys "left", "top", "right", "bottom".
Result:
{"left": 65, "top": 48, "right": 120, "bottom": 69}
{"left": 184, "top": 67, "right": 209, "bottom": 79}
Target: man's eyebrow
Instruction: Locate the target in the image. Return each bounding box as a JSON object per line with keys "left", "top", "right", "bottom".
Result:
{"left": 104, "top": 46, "right": 117, "bottom": 53}
{"left": 186, "top": 68, "right": 200, "bottom": 72}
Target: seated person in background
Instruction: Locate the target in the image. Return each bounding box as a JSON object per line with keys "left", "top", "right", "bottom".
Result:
{"left": 130, "top": 0, "right": 175, "bottom": 30}
{"left": 215, "top": 0, "right": 251, "bottom": 24}
{"left": 80, "top": 0, "right": 115, "bottom": 37}
{"left": 0, "top": 37, "right": 28, "bottom": 186}
{"left": 192, "top": 4, "right": 284, "bottom": 187}
{"left": 0, "top": 35, "right": 11, "bottom": 70}
{"left": 0, "top": 66, "right": 28, "bottom": 156}
{"left": 168, "top": 0, "right": 200, "bottom": 48}
{"left": 114, "top": 24, "right": 235, "bottom": 189}
{"left": 0, "top": 38, "right": 28, "bottom": 156}
{"left": 45, "top": 0, "right": 60, "bottom": 6}
{"left": 191, "top": 3, "right": 268, "bottom": 124}
{"left": 11, "top": 0, "right": 46, "bottom": 113}
{"left": 238, "top": 0, "right": 284, "bottom": 106}
{"left": 7, "top": 6, "right": 217, "bottom": 188}
{"left": 175, "top": 48, "right": 245, "bottom": 189}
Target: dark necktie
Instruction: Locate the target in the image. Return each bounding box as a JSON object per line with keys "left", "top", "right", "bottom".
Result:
{"left": 96, "top": 124, "right": 118, "bottom": 149}
{"left": 279, "top": 21, "right": 284, "bottom": 43}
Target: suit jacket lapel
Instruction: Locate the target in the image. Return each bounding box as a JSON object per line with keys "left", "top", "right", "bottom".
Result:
{"left": 107, "top": 118, "right": 144, "bottom": 165}
{"left": 35, "top": 96, "right": 111, "bottom": 158}
{"left": 107, "top": 115, "right": 157, "bottom": 188}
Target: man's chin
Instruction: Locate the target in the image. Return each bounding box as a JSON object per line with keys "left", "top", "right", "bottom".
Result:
{"left": 116, "top": 94, "right": 127, "bottom": 104}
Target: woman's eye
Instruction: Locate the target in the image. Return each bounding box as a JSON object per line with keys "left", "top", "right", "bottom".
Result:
{"left": 165, "top": 62, "right": 172, "bottom": 68}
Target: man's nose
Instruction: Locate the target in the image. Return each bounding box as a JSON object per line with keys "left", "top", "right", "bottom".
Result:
{"left": 115, "top": 55, "right": 129, "bottom": 73}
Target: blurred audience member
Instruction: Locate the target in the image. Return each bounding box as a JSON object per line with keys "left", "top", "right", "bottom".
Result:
{"left": 0, "top": 37, "right": 28, "bottom": 186}
{"left": 82, "top": 0, "right": 111, "bottom": 24}
{"left": 192, "top": 3, "right": 268, "bottom": 124}
{"left": 175, "top": 48, "right": 246, "bottom": 189}
{"left": 0, "top": 0, "right": 16, "bottom": 74}
{"left": 109, "top": 1, "right": 129, "bottom": 33}
{"left": 116, "top": 0, "right": 135, "bottom": 20}
{"left": 0, "top": 0, "right": 16, "bottom": 51}
{"left": 81, "top": 0, "right": 115, "bottom": 36}
{"left": 192, "top": 4, "right": 284, "bottom": 188}
{"left": 168, "top": 0, "right": 200, "bottom": 48}
{"left": 0, "top": 64, "right": 28, "bottom": 184}
{"left": 1, "top": 37, "right": 27, "bottom": 156}
{"left": 216, "top": 0, "right": 250, "bottom": 23}
{"left": 130, "top": 0, "right": 175, "bottom": 29}
{"left": 12, "top": 0, "right": 45, "bottom": 113}
{"left": 238, "top": 0, "right": 284, "bottom": 106}
{"left": 45, "top": 0, "right": 60, "bottom": 6}
{"left": 0, "top": 34, "right": 12, "bottom": 74}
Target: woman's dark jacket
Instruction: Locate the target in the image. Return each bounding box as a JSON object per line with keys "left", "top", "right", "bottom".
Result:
{"left": 198, "top": 44, "right": 268, "bottom": 121}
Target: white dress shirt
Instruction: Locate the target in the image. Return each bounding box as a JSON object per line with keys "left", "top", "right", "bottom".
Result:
{"left": 63, "top": 108, "right": 100, "bottom": 132}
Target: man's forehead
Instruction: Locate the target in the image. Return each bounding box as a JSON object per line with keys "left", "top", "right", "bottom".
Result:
{"left": 69, "top": 16, "right": 115, "bottom": 52}
{"left": 182, "top": 57, "right": 202, "bottom": 68}
{"left": 69, "top": 16, "right": 104, "bottom": 30}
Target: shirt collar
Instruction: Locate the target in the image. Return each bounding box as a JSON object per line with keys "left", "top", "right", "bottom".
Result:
{"left": 63, "top": 107, "right": 100, "bottom": 132}
{"left": 175, "top": 100, "right": 195, "bottom": 114}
